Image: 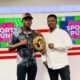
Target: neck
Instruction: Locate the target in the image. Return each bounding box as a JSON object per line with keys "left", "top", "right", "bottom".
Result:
{"left": 50, "top": 27, "right": 57, "bottom": 33}
{"left": 22, "top": 27, "right": 31, "bottom": 32}
{"left": 22, "top": 27, "right": 31, "bottom": 34}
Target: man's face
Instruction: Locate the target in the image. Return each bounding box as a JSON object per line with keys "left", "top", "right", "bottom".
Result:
{"left": 47, "top": 17, "right": 57, "bottom": 29}
{"left": 23, "top": 19, "right": 32, "bottom": 29}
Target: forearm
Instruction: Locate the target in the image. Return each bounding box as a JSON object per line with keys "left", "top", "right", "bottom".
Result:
{"left": 9, "top": 43, "right": 22, "bottom": 50}
{"left": 41, "top": 54, "right": 47, "bottom": 62}
{"left": 53, "top": 42, "right": 73, "bottom": 51}
{"left": 9, "top": 39, "right": 28, "bottom": 50}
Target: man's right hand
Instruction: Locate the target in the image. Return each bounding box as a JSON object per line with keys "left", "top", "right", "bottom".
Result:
{"left": 19, "top": 39, "right": 28, "bottom": 45}
{"left": 41, "top": 48, "right": 47, "bottom": 55}
{"left": 9, "top": 39, "right": 28, "bottom": 50}
{"left": 43, "top": 61, "right": 48, "bottom": 66}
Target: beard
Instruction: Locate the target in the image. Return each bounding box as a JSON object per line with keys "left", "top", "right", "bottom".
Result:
{"left": 49, "top": 26, "right": 55, "bottom": 29}
{"left": 49, "top": 27, "right": 54, "bottom": 31}
{"left": 26, "top": 27, "right": 31, "bottom": 31}
{"left": 49, "top": 25, "right": 56, "bottom": 32}
{"left": 24, "top": 23, "right": 31, "bottom": 31}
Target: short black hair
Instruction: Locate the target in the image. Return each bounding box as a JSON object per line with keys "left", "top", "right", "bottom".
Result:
{"left": 47, "top": 14, "right": 57, "bottom": 20}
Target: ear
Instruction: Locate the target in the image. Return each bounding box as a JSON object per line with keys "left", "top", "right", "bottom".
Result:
{"left": 56, "top": 20, "right": 57, "bottom": 24}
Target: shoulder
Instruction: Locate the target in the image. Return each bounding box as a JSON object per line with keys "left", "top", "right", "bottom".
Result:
{"left": 43, "top": 32, "right": 49, "bottom": 40}
{"left": 57, "top": 28, "right": 70, "bottom": 39}
{"left": 57, "top": 28, "right": 68, "bottom": 34}
{"left": 13, "top": 28, "right": 22, "bottom": 37}
{"left": 33, "top": 30, "right": 43, "bottom": 36}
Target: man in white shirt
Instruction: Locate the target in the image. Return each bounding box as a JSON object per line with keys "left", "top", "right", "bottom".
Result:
{"left": 41, "top": 14, "right": 73, "bottom": 80}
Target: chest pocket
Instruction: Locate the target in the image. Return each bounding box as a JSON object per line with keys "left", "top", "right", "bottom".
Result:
{"left": 47, "top": 33, "right": 64, "bottom": 45}
{"left": 53, "top": 35, "right": 64, "bottom": 46}
{"left": 17, "top": 32, "right": 35, "bottom": 49}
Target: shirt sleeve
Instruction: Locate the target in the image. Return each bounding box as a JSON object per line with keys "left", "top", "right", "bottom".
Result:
{"left": 9, "top": 34, "right": 19, "bottom": 45}
{"left": 41, "top": 54, "right": 47, "bottom": 62}
{"left": 54, "top": 31, "right": 73, "bottom": 50}
{"left": 9, "top": 28, "right": 21, "bottom": 45}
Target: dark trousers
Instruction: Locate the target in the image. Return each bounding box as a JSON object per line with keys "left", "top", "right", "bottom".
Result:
{"left": 46, "top": 65, "right": 70, "bottom": 80}
{"left": 17, "top": 64, "right": 37, "bottom": 80}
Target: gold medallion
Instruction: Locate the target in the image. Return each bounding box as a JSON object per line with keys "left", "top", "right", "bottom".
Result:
{"left": 33, "top": 33, "right": 46, "bottom": 52}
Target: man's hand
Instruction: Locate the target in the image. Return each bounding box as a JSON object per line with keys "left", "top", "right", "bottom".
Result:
{"left": 41, "top": 48, "right": 47, "bottom": 54}
{"left": 19, "top": 39, "right": 28, "bottom": 45}
{"left": 43, "top": 61, "right": 48, "bottom": 66}
{"left": 9, "top": 39, "right": 28, "bottom": 50}
{"left": 48, "top": 43, "right": 54, "bottom": 49}
{"left": 9, "top": 45, "right": 16, "bottom": 50}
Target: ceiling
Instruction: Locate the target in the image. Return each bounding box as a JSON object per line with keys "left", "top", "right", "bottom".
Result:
{"left": 0, "top": 0, "right": 80, "bottom": 7}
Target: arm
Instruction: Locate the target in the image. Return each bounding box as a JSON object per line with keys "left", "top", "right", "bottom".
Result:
{"left": 54, "top": 31, "right": 73, "bottom": 50}
{"left": 41, "top": 47, "right": 48, "bottom": 66}
{"left": 9, "top": 34, "right": 28, "bottom": 50}
{"left": 9, "top": 39, "right": 28, "bottom": 50}
{"left": 41, "top": 54, "right": 48, "bottom": 66}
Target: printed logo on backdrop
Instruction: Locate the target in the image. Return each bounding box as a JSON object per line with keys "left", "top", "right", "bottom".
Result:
{"left": 67, "top": 21, "right": 80, "bottom": 39}
{"left": 0, "top": 22, "right": 15, "bottom": 42}
{"left": 60, "top": 21, "right": 80, "bottom": 39}
{"left": 0, "top": 16, "right": 80, "bottom": 46}
{"left": 59, "top": 16, "right": 80, "bottom": 44}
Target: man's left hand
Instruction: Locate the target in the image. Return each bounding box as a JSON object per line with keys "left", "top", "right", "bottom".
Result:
{"left": 41, "top": 48, "right": 47, "bottom": 54}
{"left": 9, "top": 45, "right": 16, "bottom": 50}
{"left": 48, "top": 43, "right": 54, "bottom": 49}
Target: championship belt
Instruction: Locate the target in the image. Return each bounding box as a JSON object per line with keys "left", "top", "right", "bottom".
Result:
{"left": 33, "top": 32, "right": 46, "bottom": 52}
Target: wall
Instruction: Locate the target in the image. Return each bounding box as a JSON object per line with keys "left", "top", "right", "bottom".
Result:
{"left": 0, "top": 12, "right": 80, "bottom": 80}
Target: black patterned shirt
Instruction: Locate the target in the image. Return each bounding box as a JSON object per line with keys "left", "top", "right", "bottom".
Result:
{"left": 10, "top": 28, "right": 36, "bottom": 67}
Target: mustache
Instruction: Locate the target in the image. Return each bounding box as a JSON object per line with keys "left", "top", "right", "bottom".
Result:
{"left": 25, "top": 27, "right": 31, "bottom": 31}
{"left": 25, "top": 23, "right": 31, "bottom": 26}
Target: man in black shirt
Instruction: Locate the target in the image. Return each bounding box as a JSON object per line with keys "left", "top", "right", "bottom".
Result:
{"left": 9, "top": 13, "right": 37, "bottom": 80}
